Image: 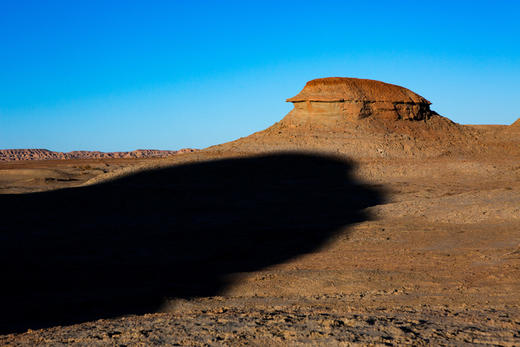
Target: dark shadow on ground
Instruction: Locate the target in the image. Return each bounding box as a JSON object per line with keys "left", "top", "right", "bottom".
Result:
{"left": 0, "top": 152, "right": 385, "bottom": 334}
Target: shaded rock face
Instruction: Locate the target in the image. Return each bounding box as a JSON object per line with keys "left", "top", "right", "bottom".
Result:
{"left": 284, "top": 77, "right": 433, "bottom": 126}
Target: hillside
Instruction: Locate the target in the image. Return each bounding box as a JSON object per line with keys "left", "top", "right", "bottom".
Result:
{"left": 209, "top": 78, "right": 519, "bottom": 159}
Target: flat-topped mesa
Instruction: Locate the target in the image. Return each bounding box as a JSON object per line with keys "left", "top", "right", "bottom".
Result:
{"left": 285, "top": 77, "right": 433, "bottom": 125}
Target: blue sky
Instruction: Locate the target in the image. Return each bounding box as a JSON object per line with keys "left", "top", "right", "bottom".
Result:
{"left": 1, "top": 0, "right": 519, "bottom": 151}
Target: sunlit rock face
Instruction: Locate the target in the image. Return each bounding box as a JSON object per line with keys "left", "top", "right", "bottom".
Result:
{"left": 284, "top": 77, "right": 433, "bottom": 127}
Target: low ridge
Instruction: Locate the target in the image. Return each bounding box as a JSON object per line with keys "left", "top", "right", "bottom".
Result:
{"left": 0, "top": 148, "right": 197, "bottom": 161}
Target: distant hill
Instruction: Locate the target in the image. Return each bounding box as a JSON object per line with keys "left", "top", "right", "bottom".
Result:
{"left": 0, "top": 148, "right": 197, "bottom": 161}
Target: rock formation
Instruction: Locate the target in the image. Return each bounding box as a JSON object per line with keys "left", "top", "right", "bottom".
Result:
{"left": 285, "top": 77, "right": 433, "bottom": 126}
{"left": 209, "top": 77, "right": 489, "bottom": 158}
{"left": 0, "top": 148, "right": 197, "bottom": 161}
{"left": 512, "top": 118, "right": 520, "bottom": 127}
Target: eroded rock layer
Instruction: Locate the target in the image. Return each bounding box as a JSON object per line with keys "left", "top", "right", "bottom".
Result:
{"left": 285, "top": 77, "right": 433, "bottom": 124}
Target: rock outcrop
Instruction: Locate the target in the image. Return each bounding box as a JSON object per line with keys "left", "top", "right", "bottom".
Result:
{"left": 208, "top": 77, "right": 497, "bottom": 159}
{"left": 512, "top": 118, "right": 520, "bottom": 127}
{"left": 0, "top": 148, "right": 197, "bottom": 161}
{"left": 284, "top": 77, "right": 433, "bottom": 127}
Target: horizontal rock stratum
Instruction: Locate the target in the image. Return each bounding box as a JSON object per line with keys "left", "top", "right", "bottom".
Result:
{"left": 286, "top": 77, "right": 433, "bottom": 122}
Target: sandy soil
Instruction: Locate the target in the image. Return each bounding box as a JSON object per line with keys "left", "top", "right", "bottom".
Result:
{"left": 0, "top": 147, "right": 518, "bottom": 346}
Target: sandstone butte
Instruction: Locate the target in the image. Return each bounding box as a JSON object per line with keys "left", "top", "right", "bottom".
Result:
{"left": 285, "top": 77, "right": 432, "bottom": 122}
{"left": 209, "top": 77, "right": 520, "bottom": 159}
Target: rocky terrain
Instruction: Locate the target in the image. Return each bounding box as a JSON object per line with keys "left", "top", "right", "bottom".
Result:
{"left": 1, "top": 78, "right": 519, "bottom": 346}
{"left": 0, "top": 148, "right": 197, "bottom": 161}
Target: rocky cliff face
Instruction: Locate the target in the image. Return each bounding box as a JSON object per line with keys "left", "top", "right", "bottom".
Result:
{"left": 284, "top": 77, "right": 433, "bottom": 127}
{"left": 0, "top": 148, "right": 197, "bottom": 161}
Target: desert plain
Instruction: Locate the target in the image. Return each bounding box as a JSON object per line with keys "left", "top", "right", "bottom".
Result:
{"left": 1, "top": 78, "right": 519, "bottom": 346}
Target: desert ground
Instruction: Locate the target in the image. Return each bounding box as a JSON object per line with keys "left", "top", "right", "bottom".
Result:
{"left": 1, "top": 78, "right": 519, "bottom": 346}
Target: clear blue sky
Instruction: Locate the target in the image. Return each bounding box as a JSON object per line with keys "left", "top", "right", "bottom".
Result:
{"left": 1, "top": 1, "right": 519, "bottom": 151}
